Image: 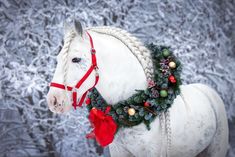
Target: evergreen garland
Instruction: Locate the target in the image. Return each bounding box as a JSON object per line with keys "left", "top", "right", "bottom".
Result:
{"left": 86, "top": 43, "right": 182, "bottom": 131}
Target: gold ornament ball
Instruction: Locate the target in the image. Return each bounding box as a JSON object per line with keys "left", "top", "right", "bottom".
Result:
{"left": 128, "top": 108, "right": 136, "bottom": 116}
{"left": 169, "top": 61, "right": 176, "bottom": 69}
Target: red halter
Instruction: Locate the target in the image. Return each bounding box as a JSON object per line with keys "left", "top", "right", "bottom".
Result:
{"left": 50, "top": 32, "right": 99, "bottom": 110}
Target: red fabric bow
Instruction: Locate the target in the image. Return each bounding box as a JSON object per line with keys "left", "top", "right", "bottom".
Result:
{"left": 86, "top": 106, "right": 117, "bottom": 147}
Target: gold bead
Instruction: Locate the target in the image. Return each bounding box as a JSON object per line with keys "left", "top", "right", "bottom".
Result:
{"left": 128, "top": 108, "right": 136, "bottom": 116}
{"left": 169, "top": 61, "right": 176, "bottom": 69}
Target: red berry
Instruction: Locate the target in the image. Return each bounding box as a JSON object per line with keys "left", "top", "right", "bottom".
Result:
{"left": 168, "top": 75, "right": 177, "bottom": 83}
{"left": 144, "top": 102, "right": 150, "bottom": 107}
{"left": 85, "top": 98, "right": 91, "bottom": 105}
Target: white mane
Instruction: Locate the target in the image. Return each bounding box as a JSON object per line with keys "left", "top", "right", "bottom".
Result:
{"left": 59, "top": 30, "right": 76, "bottom": 87}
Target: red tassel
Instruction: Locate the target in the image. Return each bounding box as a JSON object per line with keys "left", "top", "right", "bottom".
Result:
{"left": 86, "top": 107, "right": 117, "bottom": 147}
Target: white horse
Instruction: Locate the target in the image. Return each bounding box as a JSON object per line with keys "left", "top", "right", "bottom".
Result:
{"left": 47, "top": 21, "right": 229, "bottom": 157}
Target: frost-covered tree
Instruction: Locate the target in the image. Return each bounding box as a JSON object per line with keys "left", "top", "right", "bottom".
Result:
{"left": 0, "top": 0, "right": 234, "bottom": 157}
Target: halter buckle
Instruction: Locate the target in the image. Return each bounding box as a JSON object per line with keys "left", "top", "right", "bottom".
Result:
{"left": 71, "top": 87, "right": 78, "bottom": 93}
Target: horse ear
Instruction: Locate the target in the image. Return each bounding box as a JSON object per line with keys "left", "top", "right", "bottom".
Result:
{"left": 74, "top": 20, "right": 83, "bottom": 37}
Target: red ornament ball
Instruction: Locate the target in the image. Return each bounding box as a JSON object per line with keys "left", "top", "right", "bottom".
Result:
{"left": 168, "top": 75, "right": 177, "bottom": 83}
{"left": 144, "top": 101, "right": 150, "bottom": 107}
{"left": 85, "top": 98, "right": 91, "bottom": 105}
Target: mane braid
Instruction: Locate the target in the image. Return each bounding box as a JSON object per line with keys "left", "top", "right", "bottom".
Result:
{"left": 61, "top": 30, "right": 76, "bottom": 106}
{"left": 62, "top": 31, "right": 76, "bottom": 85}
{"left": 86, "top": 26, "right": 154, "bottom": 80}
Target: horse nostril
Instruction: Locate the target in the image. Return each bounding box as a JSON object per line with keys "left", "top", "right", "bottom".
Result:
{"left": 53, "top": 96, "right": 57, "bottom": 106}
{"left": 52, "top": 96, "right": 64, "bottom": 107}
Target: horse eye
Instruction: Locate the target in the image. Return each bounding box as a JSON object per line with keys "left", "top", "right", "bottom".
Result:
{"left": 72, "top": 57, "right": 81, "bottom": 63}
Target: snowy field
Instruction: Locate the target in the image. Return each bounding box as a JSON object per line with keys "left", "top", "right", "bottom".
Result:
{"left": 0, "top": 0, "right": 234, "bottom": 156}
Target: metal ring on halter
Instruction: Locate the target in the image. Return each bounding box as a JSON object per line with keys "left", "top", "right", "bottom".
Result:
{"left": 91, "top": 48, "right": 96, "bottom": 54}
{"left": 71, "top": 87, "right": 77, "bottom": 93}
{"left": 94, "top": 67, "right": 99, "bottom": 76}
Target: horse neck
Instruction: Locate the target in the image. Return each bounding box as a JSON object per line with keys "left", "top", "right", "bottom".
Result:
{"left": 90, "top": 31, "right": 148, "bottom": 105}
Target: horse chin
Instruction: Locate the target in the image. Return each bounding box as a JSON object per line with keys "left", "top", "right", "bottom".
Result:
{"left": 48, "top": 103, "right": 72, "bottom": 114}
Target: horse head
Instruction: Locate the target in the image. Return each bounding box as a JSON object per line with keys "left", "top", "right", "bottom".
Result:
{"left": 47, "top": 20, "right": 98, "bottom": 113}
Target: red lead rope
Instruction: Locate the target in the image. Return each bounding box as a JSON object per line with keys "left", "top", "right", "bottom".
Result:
{"left": 50, "top": 31, "right": 99, "bottom": 109}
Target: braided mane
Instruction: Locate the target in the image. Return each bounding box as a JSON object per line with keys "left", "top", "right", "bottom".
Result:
{"left": 87, "top": 26, "right": 154, "bottom": 80}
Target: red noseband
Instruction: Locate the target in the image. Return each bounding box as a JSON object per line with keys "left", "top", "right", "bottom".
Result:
{"left": 50, "top": 32, "right": 99, "bottom": 110}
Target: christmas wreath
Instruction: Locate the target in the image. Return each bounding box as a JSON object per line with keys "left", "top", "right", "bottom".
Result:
{"left": 85, "top": 44, "right": 182, "bottom": 147}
